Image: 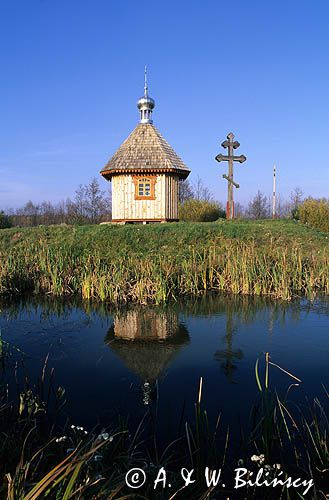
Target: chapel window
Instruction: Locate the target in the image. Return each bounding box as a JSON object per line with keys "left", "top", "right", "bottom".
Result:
{"left": 134, "top": 177, "right": 156, "bottom": 200}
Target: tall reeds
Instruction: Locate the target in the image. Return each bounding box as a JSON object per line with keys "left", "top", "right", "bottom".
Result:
{"left": 0, "top": 225, "right": 328, "bottom": 304}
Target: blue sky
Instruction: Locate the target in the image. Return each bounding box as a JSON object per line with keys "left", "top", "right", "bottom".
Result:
{"left": 1, "top": 0, "right": 328, "bottom": 209}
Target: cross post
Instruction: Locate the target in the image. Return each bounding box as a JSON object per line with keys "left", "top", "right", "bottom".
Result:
{"left": 215, "top": 132, "right": 246, "bottom": 220}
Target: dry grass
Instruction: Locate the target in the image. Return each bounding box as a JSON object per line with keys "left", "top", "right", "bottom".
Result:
{"left": 0, "top": 220, "right": 328, "bottom": 303}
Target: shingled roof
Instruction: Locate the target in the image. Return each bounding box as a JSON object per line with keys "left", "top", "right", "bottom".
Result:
{"left": 100, "top": 123, "right": 190, "bottom": 180}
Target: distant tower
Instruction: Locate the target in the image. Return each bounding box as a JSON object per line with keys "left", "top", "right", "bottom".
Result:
{"left": 100, "top": 68, "right": 191, "bottom": 223}
{"left": 272, "top": 164, "right": 276, "bottom": 218}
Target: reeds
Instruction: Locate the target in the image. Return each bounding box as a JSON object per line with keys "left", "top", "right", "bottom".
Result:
{"left": 0, "top": 234, "right": 328, "bottom": 304}
{"left": 0, "top": 353, "right": 328, "bottom": 499}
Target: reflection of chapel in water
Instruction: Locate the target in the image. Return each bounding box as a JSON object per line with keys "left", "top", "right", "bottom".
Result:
{"left": 106, "top": 309, "right": 189, "bottom": 405}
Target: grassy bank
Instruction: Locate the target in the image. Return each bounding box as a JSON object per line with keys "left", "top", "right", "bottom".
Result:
{"left": 0, "top": 220, "right": 328, "bottom": 303}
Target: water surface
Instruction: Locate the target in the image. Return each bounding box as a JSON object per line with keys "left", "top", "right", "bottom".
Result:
{"left": 0, "top": 295, "right": 328, "bottom": 435}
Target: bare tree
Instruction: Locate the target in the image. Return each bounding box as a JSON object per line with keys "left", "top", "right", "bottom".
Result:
{"left": 247, "top": 191, "right": 270, "bottom": 219}
{"left": 193, "top": 176, "right": 213, "bottom": 202}
{"left": 289, "top": 187, "right": 304, "bottom": 219}
{"left": 38, "top": 201, "right": 56, "bottom": 225}
{"left": 7, "top": 177, "right": 112, "bottom": 227}
{"left": 18, "top": 201, "right": 40, "bottom": 226}
{"left": 234, "top": 202, "right": 245, "bottom": 219}
{"left": 179, "top": 179, "right": 194, "bottom": 203}
{"left": 274, "top": 193, "right": 292, "bottom": 218}
{"left": 70, "top": 179, "right": 111, "bottom": 224}
{"left": 73, "top": 184, "right": 88, "bottom": 221}
{"left": 85, "top": 178, "right": 110, "bottom": 224}
{"left": 290, "top": 187, "right": 304, "bottom": 209}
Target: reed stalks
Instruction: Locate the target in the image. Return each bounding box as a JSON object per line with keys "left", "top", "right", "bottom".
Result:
{"left": 0, "top": 222, "right": 328, "bottom": 304}
{"left": 0, "top": 350, "right": 328, "bottom": 499}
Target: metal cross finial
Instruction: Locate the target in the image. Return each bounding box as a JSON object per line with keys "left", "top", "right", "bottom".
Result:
{"left": 144, "top": 65, "right": 148, "bottom": 97}
{"left": 137, "top": 66, "right": 154, "bottom": 124}
{"left": 215, "top": 132, "right": 247, "bottom": 220}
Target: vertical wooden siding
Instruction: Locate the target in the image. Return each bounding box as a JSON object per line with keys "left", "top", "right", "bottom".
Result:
{"left": 165, "top": 174, "right": 179, "bottom": 219}
{"left": 112, "top": 174, "right": 179, "bottom": 221}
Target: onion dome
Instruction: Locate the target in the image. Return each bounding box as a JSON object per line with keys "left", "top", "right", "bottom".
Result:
{"left": 100, "top": 67, "right": 191, "bottom": 181}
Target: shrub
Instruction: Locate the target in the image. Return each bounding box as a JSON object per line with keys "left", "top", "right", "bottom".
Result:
{"left": 179, "top": 199, "right": 225, "bottom": 222}
{"left": 291, "top": 206, "right": 300, "bottom": 220}
{"left": 298, "top": 198, "right": 329, "bottom": 232}
{"left": 0, "top": 211, "right": 12, "bottom": 229}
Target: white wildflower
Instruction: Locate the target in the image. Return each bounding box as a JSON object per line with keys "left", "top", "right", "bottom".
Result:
{"left": 97, "top": 432, "right": 110, "bottom": 441}
{"left": 55, "top": 436, "right": 68, "bottom": 443}
{"left": 251, "top": 453, "right": 265, "bottom": 464}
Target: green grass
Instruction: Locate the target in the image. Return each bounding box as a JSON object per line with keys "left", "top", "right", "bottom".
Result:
{"left": 0, "top": 220, "right": 328, "bottom": 303}
{"left": 1, "top": 219, "right": 327, "bottom": 253}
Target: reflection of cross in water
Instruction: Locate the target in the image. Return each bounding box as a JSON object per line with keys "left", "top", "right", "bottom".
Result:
{"left": 214, "top": 307, "right": 243, "bottom": 383}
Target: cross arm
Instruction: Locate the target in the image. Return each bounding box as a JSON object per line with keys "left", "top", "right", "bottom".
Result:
{"left": 222, "top": 174, "right": 240, "bottom": 188}
{"left": 235, "top": 155, "right": 247, "bottom": 163}
{"left": 221, "top": 140, "right": 240, "bottom": 149}
{"left": 215, "top": 153, "right": 247, "bottom": 163}
{"left": 215, "top": 153, "right": 229, "bottom": 162}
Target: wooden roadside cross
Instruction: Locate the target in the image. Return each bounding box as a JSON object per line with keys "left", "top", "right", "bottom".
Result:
{"left": 215, "top": 132, "right": 246, "bottom": 219}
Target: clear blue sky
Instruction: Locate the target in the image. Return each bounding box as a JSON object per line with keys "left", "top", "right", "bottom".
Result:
{"left": 1, "top": 0, "right": 328, "bottom": 209}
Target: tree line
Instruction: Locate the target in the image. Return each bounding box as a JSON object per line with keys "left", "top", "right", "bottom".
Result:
{"left": 0, "top": 177, "right": 306, "bottom": 228}
{"left": 179, "top": 179, "right": 305, "bottom": 221}
{"left": 1, "top": 178, "right": 111, "bottom": 227}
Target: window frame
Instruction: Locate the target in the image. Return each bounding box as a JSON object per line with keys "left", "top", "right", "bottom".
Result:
{"left": 133, "top": 175, "right": 156, "bottom": 200}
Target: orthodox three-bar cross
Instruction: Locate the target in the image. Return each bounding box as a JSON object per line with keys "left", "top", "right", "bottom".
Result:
{"left": 215, "top": 132, "right": 246, "bottom": 220}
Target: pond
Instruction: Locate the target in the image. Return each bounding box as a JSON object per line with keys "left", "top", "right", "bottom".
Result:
{"left": 0, "top": 295, "right": 328, "bottom": 438}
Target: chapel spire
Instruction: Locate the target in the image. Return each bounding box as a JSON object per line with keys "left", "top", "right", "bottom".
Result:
{"left": 137, "top": 66, "right": 155, "bottom": 124}
{"left": 144, "top": 65, "right": 148, "bottom": 97}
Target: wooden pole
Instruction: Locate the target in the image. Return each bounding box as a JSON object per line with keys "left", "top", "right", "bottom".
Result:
{"left": 272, "top": 164, "right": 276, "bottom": 218}
{"left": 228, "top": 138, "right": 234, "bottom": 219}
